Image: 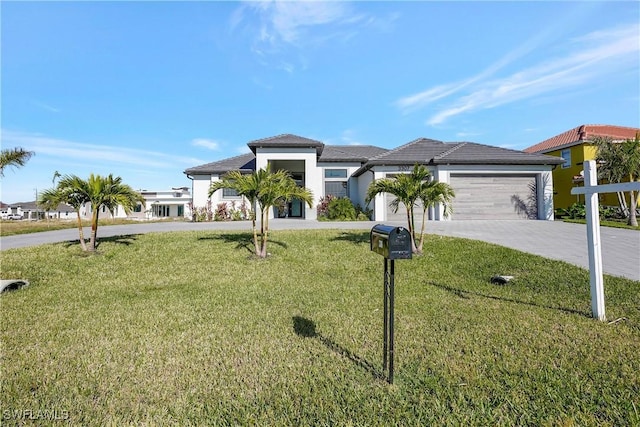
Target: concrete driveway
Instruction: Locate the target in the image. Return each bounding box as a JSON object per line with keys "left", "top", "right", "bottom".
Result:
{"left": 1, "top": 219, "right": 638, "bottom": 281}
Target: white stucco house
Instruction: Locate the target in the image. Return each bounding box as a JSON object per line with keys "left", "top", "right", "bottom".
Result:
{"left": 82, "top": 187, "right": 192, "bottom": 220}
{"left": 184, "top": 134, "right": 564, "bottom": 222}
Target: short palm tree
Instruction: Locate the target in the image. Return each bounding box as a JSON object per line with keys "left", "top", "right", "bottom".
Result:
{"left": 593, "top": 135, "right": 640, "bottom": 226}
{"left": 209, "top": 168, "right": 314, "bottom": 258}
{"left": 0, "top": 147, "right": 34, "bottom": 177}
{"left": 85, "top": 174, "right": 145, "bottom": 250}
{"left": 38, "top": 174, "right": 144, "bottom": 251}
{"left": 366, "top": 164, "right": 455, "bottom": 254}
{"left": 38, "top": 175, "right": 91, "bottom": 251}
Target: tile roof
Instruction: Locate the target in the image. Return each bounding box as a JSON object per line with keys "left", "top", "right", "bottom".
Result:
{"left": 434, "top": 141, "right": 565, "bottom": 165}
{"left": 319, "top": 145, "right": 388, "bottom": 162}
{"left": 185, "top": 135, "right": 563, "bottom": 178}
{"left": 247, "top": 134, "right": 325, "bottom": 156}
{"left": 185, "top": 143, "right": 388, "bottom": 175}
{"left": 524, "top": 124, "right": 640, "bottom": 153}
{"left": 353, "top": 138, "right": 563, "bottom": 176}
{"left": 184, "top": 153, "right": 256, "bottom": 175}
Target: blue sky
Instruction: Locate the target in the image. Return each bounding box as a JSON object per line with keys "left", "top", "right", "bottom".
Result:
{"left": 1, "top": 1, "right": 638, "bottom": 204}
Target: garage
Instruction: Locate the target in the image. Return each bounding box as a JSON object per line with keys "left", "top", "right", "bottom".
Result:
{"left": 449, "top": 174, "right": 538, "bottom": 220}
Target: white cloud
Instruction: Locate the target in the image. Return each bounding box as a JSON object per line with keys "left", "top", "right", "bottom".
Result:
{"left": 1, "top": 130, "right": 201, "bottom": 169}
{"left": 191, "top": 138, "right": 221, "bottom": 151}
{"left": 396, "top": 22, "right": 640, "bottom": 126}
{"left": 233, "top": 1, "right": 393, "bottom": 73}
{"left": 31, "top": 100, "right": 61, "bottom": 113}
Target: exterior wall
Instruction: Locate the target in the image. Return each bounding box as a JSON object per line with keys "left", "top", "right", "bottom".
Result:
{"left": 255, "top": 147, "right": 320, "bottom": 220}
{"left": 548, "top": 143, "right": 621, "bottom": 210}
{"left": 367, "top": 164, "right": 556, "bottom": 222}
{"left": 317, "top": 162, "right": 364, "bottom": 205}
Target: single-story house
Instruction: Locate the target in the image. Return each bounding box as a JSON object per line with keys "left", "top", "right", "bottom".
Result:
{"left": 524, "top": 124, "right": 640, "bottom": 210}
{"left": 184, "top": 134, "right": 564, "bottom": 221}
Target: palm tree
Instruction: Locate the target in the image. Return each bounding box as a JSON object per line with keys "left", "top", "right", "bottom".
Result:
{"left": 38, "top": 175, "right": 91, "bottom": 251}
{"left": 593, "top": 135, "right": 640, "bottom": 226}
{"left": 209, "top": 168, "right": 314, "bottom": 258}
{"left": 84, "top": 174, "right": 145, "bottom": 251}
{"left": 0, "top": 147, "right": 34, "bottom": 177}
{"left": 366, "top": 164, "right": 455, "bottom": 254}
{"left": 416, "top": 178, "right": 455, "bottom": 253}
{"left": 38, "top": 174, "right": 143, "bottom": 251}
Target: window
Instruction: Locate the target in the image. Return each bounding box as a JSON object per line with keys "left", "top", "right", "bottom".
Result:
{"left": 223, "top": 188, "right": 239, "bottom": 198}
{"left": 325, "top": 181, "right": 348, "bottom": 198}
{"left": 154, "top": 204, "right": 171, "bottom": 217}
{"left": 178, "top": 205, "right": 184, "bottom": 217}
{"left": 134, "top": 204, "right": 143, "bottom": 213}
{"left": 561, "top": 148, "right": 571, "bottom": 169}
{"left": 325, "top": 169, "right": 347, "bottom": 178}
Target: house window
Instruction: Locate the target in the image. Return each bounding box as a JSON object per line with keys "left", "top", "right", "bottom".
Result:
{"left": 561, "top": 148, "right": 571, "bottom": 169}
{"left": 325, "top": 181, "right": 348, "bottom": 198}
{"left": 134, "top": 204, "right": 143, "bottom": 213}
{"left": 324, "top": 169, "right": 348, "bottom": 198}
{"left": 223, "top": 188, "right": 240, "bottom": 198}
{"left": 325, "top": 169, "right": 347, "bottom": 178}
{"left": 154, "top": 205, "right": 171, "bottom": 217}
{"left": 178, "top": 205, "right": 184, "bottom": 217}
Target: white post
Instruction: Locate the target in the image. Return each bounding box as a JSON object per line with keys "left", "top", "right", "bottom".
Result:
{"left": 583, "top": 161, "right": 606, "bottom": 321}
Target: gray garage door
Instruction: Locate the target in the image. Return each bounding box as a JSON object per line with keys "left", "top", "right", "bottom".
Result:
{"left": 449, "top": 174, "right": 537, "bottom": 220}
{"left": 385, "top": 193, "right": 431, "bottom": 224}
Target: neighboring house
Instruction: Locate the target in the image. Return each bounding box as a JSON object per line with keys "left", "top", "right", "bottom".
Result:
{"left": 4, "top": 201, "right": 44, "bottom": 220}
{"left": 85, "top": 187, "right": 192, "bottom": 220}
{"left": 129, "top": 187, "right": 192, "bottom": 220}
{"left": 185, "top": 134, "right": 563, "bottom": 221}
{"left": 524, "top": 124, "right": 640, "bottom": 210}
{"left": 3, "top": 188, "right": 192, "bottom": 222}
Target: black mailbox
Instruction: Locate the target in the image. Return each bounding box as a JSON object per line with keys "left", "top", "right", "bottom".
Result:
{"left": 370, "top": 225, "right": 412, "bottom": 260}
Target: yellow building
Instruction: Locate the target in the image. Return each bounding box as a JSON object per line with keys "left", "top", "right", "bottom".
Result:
{"left": 525, "top": 124, "right": 640, "bottom": 211}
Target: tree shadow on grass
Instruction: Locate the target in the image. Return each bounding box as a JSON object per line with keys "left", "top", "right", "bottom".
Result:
{"left": 329, "top": 231, "right": 370, "bottom": 245}
{"left": 427, "top": 281, "right": 590, "bottom": 317}
{"left": 292, "top": 316, "right": 383, "bottom": 380}
{"left": 198, "top": 233, "right": 288, "bottom": 255}
{"left": 96, "top": 234, "right": 139, "bottom": 248}
{"left": 62, "top": 234, "right": 139, "bottom": 251}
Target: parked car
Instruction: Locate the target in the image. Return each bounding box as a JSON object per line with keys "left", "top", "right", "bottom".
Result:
{"left": 6, "top": 214, "right": 23, "bottom": 220}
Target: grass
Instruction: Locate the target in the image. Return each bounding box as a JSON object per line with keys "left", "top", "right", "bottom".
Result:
{"left": 0, "top": 218, "right": 180, "bottom": 237}
{"left": 1, "top": 230, "right": 639, "bottom": 425}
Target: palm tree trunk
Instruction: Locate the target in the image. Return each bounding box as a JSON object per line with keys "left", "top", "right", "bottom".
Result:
{"left": 405, "top": 208, "right": 418, "bottom": 254}
{"left": 251, "top": 210, "right": 260, "bottom": 257}
{"left": 75, "top": 210, "right": 88, "bottom": 251}
{"left": 89, "top": 209, "right": 99, "bottom": 251}
{"left": 616, "top": 191, "right": 629, "bottom": 217}
{"left": 260, "top": 209, "right": 270, "bottom": 258}
{"left": 628, "top": 190, "right": 638, "bottom": 227}
{"left": 417, "top": 207, "right": 428, "bottom": 254}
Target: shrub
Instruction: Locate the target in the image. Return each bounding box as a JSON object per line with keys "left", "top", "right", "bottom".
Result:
{"left": 327, "top": 197, "right": 357, "bottom": 221}
{"left": 214, "top": 203, "right": 230, "bottom": 221}
{"left": 316, "top": 195, "right": 336, "bottom": 219}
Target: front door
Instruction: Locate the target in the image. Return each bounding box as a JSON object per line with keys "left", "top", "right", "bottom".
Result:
{"left": 288, "top": 199, "right": 303, "bottom": 217}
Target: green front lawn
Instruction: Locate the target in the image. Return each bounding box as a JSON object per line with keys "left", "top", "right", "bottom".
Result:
{"left": 1, "top": 230, "right": 639, "bottom": 425}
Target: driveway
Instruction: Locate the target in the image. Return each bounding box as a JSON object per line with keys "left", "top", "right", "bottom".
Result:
{"left": 1, "top": 220, "right": 638, "bottom": 281}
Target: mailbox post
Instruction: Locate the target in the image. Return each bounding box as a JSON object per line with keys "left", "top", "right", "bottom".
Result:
{"left": 370, "top": 225, "right": 412, "bottom": 384}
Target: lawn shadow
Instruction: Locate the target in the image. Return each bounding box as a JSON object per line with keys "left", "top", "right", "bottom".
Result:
{"left": 329, "top": 231, "right": 370, "bottom": 245}
{"left": 198, "top": 233, "right": 288, "bottom": 255}
{"left": 292, "top": 316, "right": 383, "bottom": 380}
{"left": 427, "top": 281, "right": 590, "bottom": 317}
{"left": 96, "top": 234, "right": 139, "bottom": 248}
{"left": 61, "top": 234, "right": 139, "bottom": 250}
